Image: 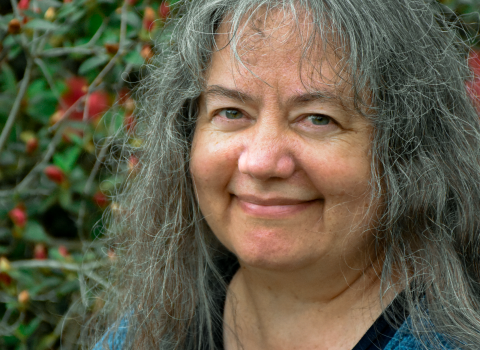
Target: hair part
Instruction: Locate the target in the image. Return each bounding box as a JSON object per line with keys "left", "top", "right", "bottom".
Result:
{"left": 84, "top": 1, "right": 480, "bottom": 349}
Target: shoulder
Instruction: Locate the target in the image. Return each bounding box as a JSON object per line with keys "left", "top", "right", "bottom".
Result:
{"left": 385, "top": 318, "right": 460, "bottom": 350}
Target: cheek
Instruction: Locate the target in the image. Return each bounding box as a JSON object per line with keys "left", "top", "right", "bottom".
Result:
{"left": 306, "top": 150, "right": 372, "bottom": 197}
{"left": 190, "top": 131, "right": 240, "bottom": 212}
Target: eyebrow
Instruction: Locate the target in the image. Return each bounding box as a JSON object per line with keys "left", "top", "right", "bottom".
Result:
{"left": 204, "top": 85, "right": 345, "bottom": 107}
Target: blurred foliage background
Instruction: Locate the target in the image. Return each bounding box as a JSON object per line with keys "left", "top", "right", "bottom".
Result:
{"left": 0, "top": 0, "right": 479, "bottom": 349}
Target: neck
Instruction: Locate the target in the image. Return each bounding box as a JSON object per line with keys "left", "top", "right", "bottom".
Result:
{"left": 224, "top": 258, "right": 393, "bottom": 350}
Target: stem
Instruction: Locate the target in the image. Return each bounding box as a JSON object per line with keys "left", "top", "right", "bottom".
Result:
{"left": 41, "top": 47, "right": 102, "bottom": 58}
{"left": 9, "top": 259, "right": 107, "bottom": 271}
{"left": 76, "top": 138, "right": 110, "bottom": 240}
{"left": 0, "top": 58, "right": 33, "bottom": 155}
{"left": 34, "top": 58, "right": 67, "bottom": 110}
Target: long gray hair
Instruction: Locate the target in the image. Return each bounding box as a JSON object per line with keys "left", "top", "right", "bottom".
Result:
{"left": 85, "top": 0, "right": 480, "bottom": 349}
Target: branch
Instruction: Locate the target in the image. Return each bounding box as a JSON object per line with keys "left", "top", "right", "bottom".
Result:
{"left": 9, "top": 0, "right": 31, "bottom": 51}
{"left": 89, "top": 2, "right": 129, "bottom": 92}
{"left": 87, "top": 19, "right": 108, "bottom": 46}
{"left": 0, "top": 188, "right": 51, "bottom": 197}
{"left": 76, "top": 138, "right": 110, "bottom": 241}
{"left": 15, "top": 123, "right": 64, "bottom": 193}
{"left": 48, "top": 96, "right": 85, "bottom": 132}
{"left": 40, "top": 19, "right": 107, "bottom": 58}
{"left": 9, "top": 259, "right": 108, "bottom": 271}
{"left": 34, "top": 58, "right": 67, "bottom": 110}
{"left": 0, "top": 57, "right": 33, "bottom": 155}
{"left": 84, "top": 270, "right": 111, "bottom": 289}
{"left": 76, "top": 2, "right": 129, "bottom": 237}
{"left": 41, "top": 47, "right": 102, "bottom": 58}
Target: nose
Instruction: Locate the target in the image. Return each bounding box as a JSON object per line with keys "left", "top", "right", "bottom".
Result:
{"left": 238, "top": 122, "right": 296, "bottom": 181}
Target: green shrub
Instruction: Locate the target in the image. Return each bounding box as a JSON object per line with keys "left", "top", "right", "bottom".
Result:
{"left": 0, "top": 0, "right": 478, "bottom": 349}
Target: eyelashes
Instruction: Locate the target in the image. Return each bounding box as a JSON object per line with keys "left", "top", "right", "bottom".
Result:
{"left": 214, "top": 108, "right": 335, "bottom": 128}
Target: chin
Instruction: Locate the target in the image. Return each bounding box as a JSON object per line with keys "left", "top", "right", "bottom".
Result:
{"left": 228, "top": 231, "right": 317, "bottom": 272}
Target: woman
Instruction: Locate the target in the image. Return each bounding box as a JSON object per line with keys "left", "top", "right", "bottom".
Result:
{"left": 88, "top": 0, "right": 480, "bottom": 349}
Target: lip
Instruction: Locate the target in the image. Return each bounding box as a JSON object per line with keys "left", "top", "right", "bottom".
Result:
{"left": 234, "top": 195, "right": 318, "bottom": 218}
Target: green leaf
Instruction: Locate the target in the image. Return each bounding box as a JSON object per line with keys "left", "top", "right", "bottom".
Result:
{"left": 27, "top": 79, "right": 47, "bottom": 98}
{"left": 39, "top": 0, "right": 62, "bottom": 7}
{"left": 123, "top": 50, "right": 144, "bottom": 67}
{"left": 58, "top": 189, "right": 72, "bottom": 210}
{"left": 36, "top": 195, "right": 57, "bottom": 214}
{"left": 86, "top": 12, "right": 103, "bottom": 37}
{"left": 26, "top": 91, "right": 57, "bottom": 124}
{"left": 78, "top": 54, "right": 110, "bottom": 75}
{"left": 29, "top": 276, "right": 62, "bottom": 295}
{"left": 24, "top": 19, "right": 58, "bottom": 31}
{"left": 37, "top": 333, "right": 59, "bottom": 350}
{"left": 126, "top": 11, "right": 142, "bottom": 29}
{"left": 70, "top": 8, "right": 86, "bottom": 23}
{"left": 19, "top": 317, "right": 42, "bottom": 338}
{"left": 57, "top": 279, "right": 79, "bottom": 295}
{"left": 23, "top": 221, "right": 50, "bottom": 243}
{"left": 9, "top": 269, "right": 36, "bottom": 287}
{"left": 0, "top": 245, "right": 11, "bottom": 254}
{"left": 0, "top": 94, "right": 15, "bottom": 121}
{"left": 56, "top": 3, "right": 77, "bottom": 19}
{"left": 0, "top": 63, "right": 17, "bottom": 93}
{"left": 22, "top": 10, "right": 43, "bottom": 19}
{"left": 7, "top": 45, "right": 22, "bottom": 60}
{"left": 53, "top": 146, "right": 82, "bottom": 173}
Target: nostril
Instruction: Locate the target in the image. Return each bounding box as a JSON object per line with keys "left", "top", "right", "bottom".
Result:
{"left": 238, "top": 147, "right": 295, "bottom": 180}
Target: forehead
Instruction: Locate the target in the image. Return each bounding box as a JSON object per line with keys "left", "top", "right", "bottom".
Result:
{"left": 208, "top": 8, "right": 353, "bottom": 105}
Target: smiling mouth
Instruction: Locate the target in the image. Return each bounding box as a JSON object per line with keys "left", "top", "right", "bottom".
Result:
{"left": 233, "top": 195, "right": 319, "bottom": 218}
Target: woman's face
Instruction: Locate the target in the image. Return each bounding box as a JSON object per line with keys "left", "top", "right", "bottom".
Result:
{"left": 190, "top": 19, "right": 377, "bottom": 272}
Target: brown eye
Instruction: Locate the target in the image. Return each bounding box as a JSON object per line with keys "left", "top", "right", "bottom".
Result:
{"left": 307, "top": 115, "right": 330, "bottom": 125}
{"left": 219, "top": 109, "right": 244, "bottom": 120}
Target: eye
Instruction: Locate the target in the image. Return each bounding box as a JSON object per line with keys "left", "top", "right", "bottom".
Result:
{"left": 306, "top": 114, "right": 331, "bottom": 125}
{"left": 219, "top": 109, "right": 244, "bottom": 120}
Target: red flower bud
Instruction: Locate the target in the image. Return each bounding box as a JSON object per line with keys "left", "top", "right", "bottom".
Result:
{"left": 159, "top": 2, "right": 170, "bottom": 20}
{"left": 61, "top": 76, "right": 88, "bottom": 120}
{"left": 104, "top": 43, "right": 119, "bottom": 55}
{"left": 87, "top": 90, "right": 109, "bottom": 118}
{"left": 93, "top": 191, "right": 109, "bottom": 208}
{"left": 117, "top": 88, "right": 130, "bottom": 104}
{"left": 18, "top": 0, "right": 29, "bottom": 10}
{"left": 26, "top": 137, "right": 38, "bottom": 154}
{"left": 469, "top": 50, "right": 480, "bottom": 79}
{"left": 124, "top": 113, "right": 136, "bottom": 134}
{"left": 141, "top": 44, "right": 154, "bottom": 60}
{"left": 34, "top": 243, "right": 47, "bottom": 260}
{"left": 467, "top": 49, "right": 480, "bottom": 113}
{"left": 143, "top": 7, "right": 156, "bottom": 32}
{"left": 9, "top": 207, "right": 27, "bottom": 228}
{"left": 8, "top": 19, "right": 21, "bottom": 34}
{"left": 18, "top": 290, "right": 29, "bottom": 305}
{"left": 0, "top": 272, "right": 12, "bottom": 286}
{"left": 128, "top": 155, "right": 139, "bottom": 173}
{"left": 108, "top": 249, "right": 116, "bottom": 261}
{"left": 44, "top": 165, "right": 65, "bottom": 184}
{"left": 58, "top": 245, "right": 69, "bottom": 258}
